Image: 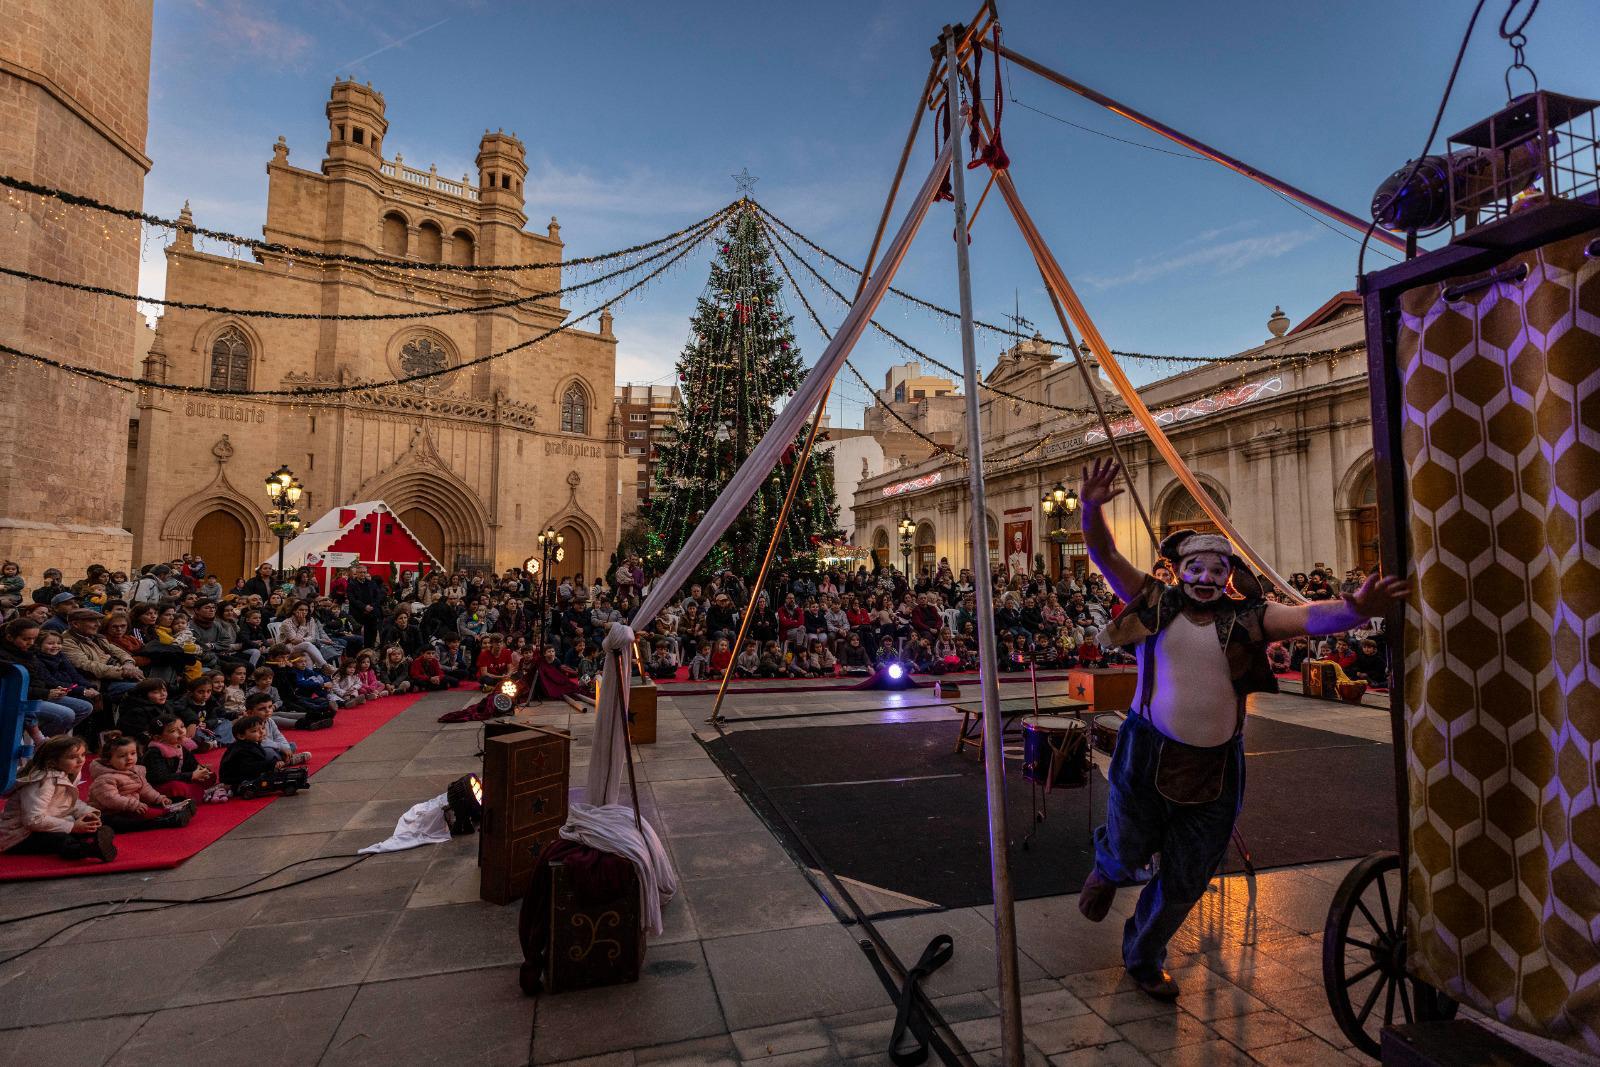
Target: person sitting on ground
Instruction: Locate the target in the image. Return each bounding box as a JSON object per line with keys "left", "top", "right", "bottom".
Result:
{"left": 432, "top": 634, "right": 473, "bottom": 687}
{"left": 328, "top": 660, "right": 368, "bottom": 707}
{"left": 219, "top": 714, "right": 310, "bottom": 797}
{"left": 735, "top": 642, "right": 761, "bottom": 679}
{"left": 89, "top": 735, "right": 193, "bottom": 832}
{"left": 646, "top": 641, "right": 678, "bottom": 681}
{"left": 1329, "top": 638, "right": 1358, "bottom": 671}
{"left": 259, "top": 647, "right": 332, "bottom": 728}
{"left": 839, "top": 633, "right": 872, "bottom": 675}
{"left": 1350, "top": 639, "right": 1388, "bottom": 684}
{"left": 221, "top": 664, "right": 249, "bottom": 719}
{"left": 221, "top": 691, "right": 305, "bottom": 765}
{"left": 810, "top": 638, "right": 838, "bottom": 678}
{"left": 475, "top": 632, "right": 515, "bottom": 691}
{"left": 686, "top": 640, "right": 711, "bottom": 682}
{"left": 351, "top": 649, "right": 387, "bottom": 701}
{"left": 292, "top": 653, "right": 341, "bottom": 711}
{"left": 117, "top": 677, "right": 172, "bottom": 744}
{"left": 171, "top": 674, "right": 222, "bottom": 747}
{"left": 0, "top": 736, "right": 117, "bottom": 862}
{"left": 378, "top": 645, "right": 413, "bottom": 695}
{"left": 277, "top": 600, "right": 331, "bottom": 670}
{"left": 408, "top": 646, "right": 451, "bottom": 692}
{"left": 141, "top": 713, "right": 213, "bottom": 801}
{"left": 708, "top": 637, "right": 733, "bottom": 678}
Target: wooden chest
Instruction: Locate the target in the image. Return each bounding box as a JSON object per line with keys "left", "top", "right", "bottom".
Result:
{"left": 544, "top": 857, "right": 644, "bottom": 993}
{"left": 591, "top": 677, "right": 657, "bottom": 745}
{"left": 1065, "top": 667, "right": 1139, "bottom": 711}
{"left": 479, "top": 725, "right": 570, "bottom": 906}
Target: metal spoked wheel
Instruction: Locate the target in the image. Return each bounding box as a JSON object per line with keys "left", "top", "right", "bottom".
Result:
{"left": 1323, "top": 851, "right": 1457, "bottom": 1059}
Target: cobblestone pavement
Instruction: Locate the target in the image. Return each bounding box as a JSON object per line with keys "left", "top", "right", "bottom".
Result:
{"left": 0, "top": 685, "right": 1395, "bottom": 1066}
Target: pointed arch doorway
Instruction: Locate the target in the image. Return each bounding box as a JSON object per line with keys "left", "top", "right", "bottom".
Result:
{"left": 399, "top": 508, "right": 446, "bottom": 570}
{"left": 192, "top": 510, "right": 246, "bottom": 587}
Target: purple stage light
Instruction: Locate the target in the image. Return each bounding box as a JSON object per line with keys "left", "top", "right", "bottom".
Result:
{"left": 886, "top": 662, "right": 905, "bottom": 681}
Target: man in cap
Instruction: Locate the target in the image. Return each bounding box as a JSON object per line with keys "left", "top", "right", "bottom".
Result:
{"left": 41, "top": 590, "right": 79, "bottom": 633}
{"left": 1073, "top": 458, "right": 1408, "bottom": 1000}
{"left": 62, "top": 609, "right": 143, "bottom": 698}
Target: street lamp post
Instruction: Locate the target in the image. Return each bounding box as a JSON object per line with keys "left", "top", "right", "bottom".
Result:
{"left": 535, "top": 527, "right": 565, "bottom": 646}
{"left": 897, "top": 516, "right": 916, "bottom": 578}
{"left": 1040, "top": 482, "right": 1079, "bottom": 580}
{"left": 263, "top": 465, "right": 304, "bottom": 584}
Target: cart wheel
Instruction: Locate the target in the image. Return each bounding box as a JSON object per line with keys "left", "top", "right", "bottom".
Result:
{"left": 1322, "top": 851, "right": 1457, "bottom": 1059}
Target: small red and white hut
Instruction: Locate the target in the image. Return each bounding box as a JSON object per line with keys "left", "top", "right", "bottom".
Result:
{"left": 263, "top": 501, "right": 441, "bottom": 592}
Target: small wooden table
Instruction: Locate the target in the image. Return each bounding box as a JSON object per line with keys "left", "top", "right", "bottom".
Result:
{"left": 950, "top": 694, "right": 1091, "bottom": 755}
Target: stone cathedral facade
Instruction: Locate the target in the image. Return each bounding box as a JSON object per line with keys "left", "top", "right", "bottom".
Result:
{"left": 127, "top": 80, "right": 625, "bottom": 585}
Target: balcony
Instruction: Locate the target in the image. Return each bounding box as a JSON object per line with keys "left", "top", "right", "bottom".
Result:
{"left": 379, "top": 156, "right": 479, "bottom": 202}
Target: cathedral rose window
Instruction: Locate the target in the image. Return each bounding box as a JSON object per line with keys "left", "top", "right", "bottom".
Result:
{"left": 394, "top": 336, "right": 457, "bottom": 392}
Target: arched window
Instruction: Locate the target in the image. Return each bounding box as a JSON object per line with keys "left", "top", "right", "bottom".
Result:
{"left": 1161, "top": 483, "right": 1227, "bottom": 539}
{"left": 560, "top": 383, "right": 588, "bottom": 434}
{"left": 417, "top": 221, "right": 443, "bottom": 264}
{"left": 381, "top": 213, "right": 407, "bottom": 257}
{"left": 209, "top": 327, "right": 251, "bottom": 392}
{"left": 449, "top": 229, "right": 475, "bottom": 266}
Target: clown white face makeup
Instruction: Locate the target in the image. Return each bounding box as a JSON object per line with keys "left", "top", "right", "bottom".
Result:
{"left": 1178, "top": 552, "right": 1231, "bottom": 603}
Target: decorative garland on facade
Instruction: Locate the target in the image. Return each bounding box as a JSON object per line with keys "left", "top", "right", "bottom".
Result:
{"left": 0, "top": 171, "right": 736, "bottom": 275}
{"left": 0, "top": 206, "right": 732, "bottom": 323}
{"left": 0, "top": 220, "right": 718, "bottom": 399}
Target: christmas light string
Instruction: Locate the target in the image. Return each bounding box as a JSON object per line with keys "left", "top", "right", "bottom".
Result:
{"left": 756, "top": 202, "right": 1366, "bottom": 367}
{"left": 762, "top": 218, "right": 1110, "bottom": 419}
{"left": 0, "top": 216, "right": 722, "bottom": 399}
{"left": 0, "top": 204, "right": 735, "bottom": 323}
{"left": 0, "top": 171, "right": 736, "bottom": 275}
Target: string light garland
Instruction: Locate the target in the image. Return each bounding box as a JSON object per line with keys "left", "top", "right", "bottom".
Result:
{"left": 0, "top": 206, "right": 733, "bottom": 323}
{"left": 0, "top": 219, "right": 719, "bottom": 399}
{"left": 0, "top": 171, "right": 736, "bottom": 275}
{"left": 757, "top": 203, "right": 1366, "bottom": 367}
{"left": 762, "top": 219, "right": 1108, "bottom": 418}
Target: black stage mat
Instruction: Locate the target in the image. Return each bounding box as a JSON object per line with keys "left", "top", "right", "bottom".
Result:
{"left": 707, "top": 714, "right": 1396, "bottom": 909}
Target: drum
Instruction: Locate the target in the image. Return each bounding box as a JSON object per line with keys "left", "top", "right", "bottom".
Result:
{"left": 1091, "top": 711, "right": 1125, "bottom": 756}
{"left": 1022, "top": 715, "right": 1090, "bottom": 789}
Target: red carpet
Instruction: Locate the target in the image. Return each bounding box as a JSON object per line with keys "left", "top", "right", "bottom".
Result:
{"left": 0, "top": 691, "right": 432, "bottom": 882}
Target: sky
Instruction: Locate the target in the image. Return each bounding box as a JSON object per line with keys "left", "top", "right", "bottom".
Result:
{"left": 138, "top": 0, "right": 1598, "bottom": 427}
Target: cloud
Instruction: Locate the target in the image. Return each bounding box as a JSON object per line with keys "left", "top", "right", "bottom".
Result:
{"left": 1084, "top": 228, "right": 1318, "bottom": 289}
{"left": 190, "top": 0, "right": 314, "bottom": 67}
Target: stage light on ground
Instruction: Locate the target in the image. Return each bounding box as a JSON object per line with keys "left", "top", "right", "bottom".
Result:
{"left": 446, "top": 773, "right": 483, "bottom": 835}
{"left": 886, "top": 662, "right": 906, "bottom": 681}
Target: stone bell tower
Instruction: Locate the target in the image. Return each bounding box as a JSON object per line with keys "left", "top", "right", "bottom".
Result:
{"left": 474, "top": 130, "right": 528, "bottom": 266}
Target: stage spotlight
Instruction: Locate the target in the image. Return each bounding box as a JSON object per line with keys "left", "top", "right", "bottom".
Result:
{"left": 446, "top": 773, "right": 483, "bottom": 836}
{"left": 886, "top": 662, "right": 906, "bottom": 682}
{"left": 492, "top": 679, "right": 517, "bottom": 714}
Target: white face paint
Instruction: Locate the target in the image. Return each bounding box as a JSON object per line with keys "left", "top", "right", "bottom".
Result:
{"left": 1179, "top": 552, "right": 1231, "bottom": 603}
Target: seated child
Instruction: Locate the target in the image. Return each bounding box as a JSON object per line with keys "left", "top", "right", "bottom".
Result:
{"left": 224, "top": 691, "right": 307, "bottom": 766}
{"left": 294, "top": 655, "right": 341, "bottom": 709}
{"left": 734, "top": 643, "right": 761, "bottom": 678}
{"left": 262, "top": 647, "right": 334, "bottom": 729}
{"left": 172, "top": 675, "right": 221, "bottom": 748}
{"left": 475, "top": 634, "right": 515, "bottom": 691}
{"left": 89, "top": 735, "right": 193, "bottom": 831}
{"left": 0, "top": 735, "right": 117, "bottom": 861}
{"left": 352, "top": 650, "right": 387, "bottom": 700}
{"left": 576, "top": 643, "right": 603, "bottom": 686}
{"left": 409, "top": 647, "right": 451, "bottom": 692}
{"left": 686, "top": 641, "right": 711, "bottom": 682}
{"left": 141, "top": 713, "right": 214, "bottom": 800}
{"left": 219, "top": 714, "right": 309, "bottom": 799}
{"left": 839, "top": 633, "right": 872, "bottom": 675}
{"left": 378, "top": 645, "right": 413, "bottom": 695}
{"left": 708, "top": 638, "right": 733, "bottom": 678}
{"left": 757, "top": 641, "right": 786, "bottom": 678}
{"left": 433, "top": 636, "right": 472, "bottom": 686}
{"left": 646, "top": 641, "right": 678, "bottom": 681}
{"left": 117, "top": 677, "right": 171, "bottom": 743}
{"left": 221, "top": 663, "right": 249, "bottom": 720}
{"left": 328, "top": 660, "right": 368, "bottom": 707}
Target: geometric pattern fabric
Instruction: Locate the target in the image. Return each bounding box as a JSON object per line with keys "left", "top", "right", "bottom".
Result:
{"left": 1398, "top": 224, "right": 1600, "bottom": 1053}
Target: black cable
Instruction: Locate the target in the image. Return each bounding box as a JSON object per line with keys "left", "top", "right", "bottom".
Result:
{"left": 0, "top": 852, "right": 370, "bottom": 965}
{"left": 0, "top": 216, "right": 719, "bottom": 398}
{"left": 0, "top": 171, "right": 735, "bottom": 275}
{"left": 0, "top": 205, "right": 735, "bottom": 323}
{"left": 1357, "top": 0, "right": 1492, "bottom": 279}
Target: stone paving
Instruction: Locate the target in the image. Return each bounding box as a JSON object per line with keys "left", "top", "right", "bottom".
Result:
{"left": 0, "top": 684, "right": 1393, "bottom": 1066}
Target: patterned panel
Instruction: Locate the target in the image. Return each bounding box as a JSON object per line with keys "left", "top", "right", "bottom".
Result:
{"left": 1397, "top": 225, "right": 1600, "bottom": 1053}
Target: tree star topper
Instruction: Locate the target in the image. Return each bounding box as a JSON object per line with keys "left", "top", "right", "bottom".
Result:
{"left": 732, "top": 167, "right": 759, "bottom": 198}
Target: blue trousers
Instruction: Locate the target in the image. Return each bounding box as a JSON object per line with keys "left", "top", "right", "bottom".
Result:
{"left": 1092, "top": 712, "right": 1244, "bottom": 980}
{"left": 31, "top": 695, "right": 94, "bottom": 736}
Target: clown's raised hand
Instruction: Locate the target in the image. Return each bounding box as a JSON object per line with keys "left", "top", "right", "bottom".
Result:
{"left": 1343, "top": 572, "right": 1410, "bottom": 617}
{"left": 1079, "top": 457, "right": 1124, "bottom": 510}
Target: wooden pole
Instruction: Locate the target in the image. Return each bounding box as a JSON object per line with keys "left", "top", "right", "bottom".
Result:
{"left": 990, "top": 41, "right": 1410, "bottom": 252}
{"left": 945, "top": 26, "right": 1024, "bottom": 1067}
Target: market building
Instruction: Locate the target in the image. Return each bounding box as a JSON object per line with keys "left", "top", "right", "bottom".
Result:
{"left": 125, "top": 80, "right": 626, "bottom": 585}
{"left": 852, "top": 296, "right": 1379, "bottom": 582}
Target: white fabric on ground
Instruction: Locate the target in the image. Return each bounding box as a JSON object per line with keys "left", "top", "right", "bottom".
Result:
{"left": 359, "top": 792, "right": 451, "bottom": 854}
{"left": 560, "top": 801, "right": 679, "bottom": 936}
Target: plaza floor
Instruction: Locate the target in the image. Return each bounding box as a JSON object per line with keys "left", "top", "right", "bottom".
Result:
{"left": 0, "top": 684, "right": 1398, "bottom": 1067}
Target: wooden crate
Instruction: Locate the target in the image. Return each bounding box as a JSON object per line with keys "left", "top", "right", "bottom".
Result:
{"left": 544, "top": 857, "right": 644, "bottom": 993}
{"left": 1065, "top": 667, "right": 1139, "bottom": 711}
{"left": 479, "top": 725, "right": 570, "bottom": 906}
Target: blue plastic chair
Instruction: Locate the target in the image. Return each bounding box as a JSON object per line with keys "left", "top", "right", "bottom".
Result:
{"left": 0, "top": 662, "right": 33, "bottom": 793}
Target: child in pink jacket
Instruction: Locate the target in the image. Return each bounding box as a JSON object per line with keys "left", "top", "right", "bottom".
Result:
{"left": 88, "top": 735, "right": 193, "bottom": 832}
{"left": 0, "top": 736, "right": 116, "bottom": 861}
{"left": 353, "top": 649, "right": 387, "bottom": 700}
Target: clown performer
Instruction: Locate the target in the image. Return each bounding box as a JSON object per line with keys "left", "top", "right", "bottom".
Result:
{"left": 1073, "top": 458, "right": 1408, "bottom": 999}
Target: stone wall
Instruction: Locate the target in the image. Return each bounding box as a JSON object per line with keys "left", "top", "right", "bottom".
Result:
{"left": 0, "top": 0, "right": 152, "bottom": 578}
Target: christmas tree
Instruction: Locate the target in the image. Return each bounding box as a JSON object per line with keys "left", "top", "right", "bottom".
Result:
{"left": 644, "top": 206, "right": 839, "bottom": 579}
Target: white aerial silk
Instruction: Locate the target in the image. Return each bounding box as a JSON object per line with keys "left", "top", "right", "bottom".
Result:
{"left": 360, "top": 793, "right": 452, "bottom": 854}
{"left": 560, "top": 801, "right": 678, "bottom": 937}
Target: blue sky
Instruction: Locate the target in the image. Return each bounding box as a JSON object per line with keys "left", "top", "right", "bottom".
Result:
{"left": 140, "top": 0, "right": 1597, "bottom": 426}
